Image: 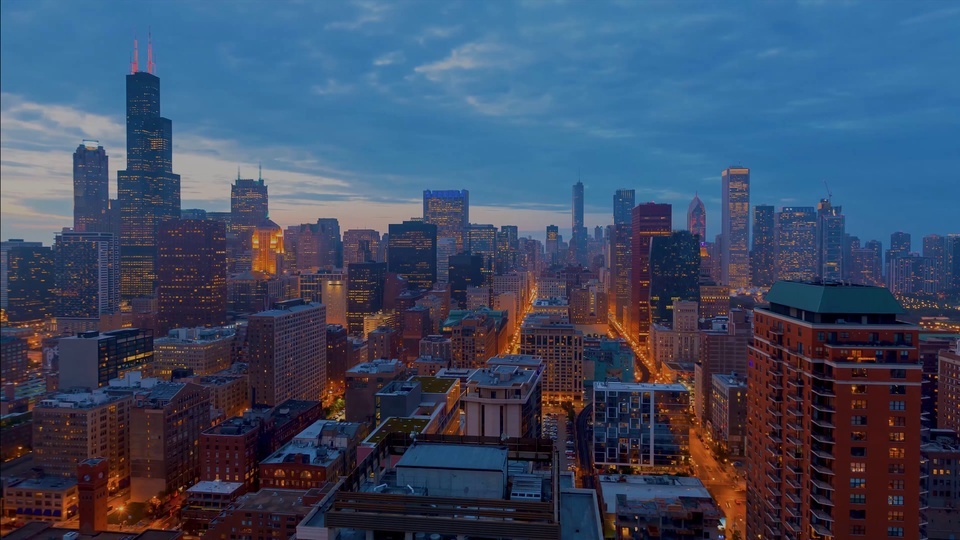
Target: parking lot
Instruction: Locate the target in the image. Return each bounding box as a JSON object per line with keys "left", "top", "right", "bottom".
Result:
{"left": 542, "top": 412, "right": 577, "bottom": 474}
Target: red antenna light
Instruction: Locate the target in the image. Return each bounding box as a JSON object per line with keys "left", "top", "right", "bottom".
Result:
{"left": 147, "top": 30, "right": 155, "bottom": 74}
{"left": 131, "top": 37, "right": 139, "bottom": 74}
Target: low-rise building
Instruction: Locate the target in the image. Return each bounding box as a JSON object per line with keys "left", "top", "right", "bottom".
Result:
{"left": 597, "top": 474, "right": 722, "bottom": 540}
{"left": 462, "top": 355, "right": 544, "bottom": 439}
{"left": 202, "top": 486, "right": 332, "bottom": 540}
{"left": 2, "top": 477, "right": 78, "bottom": 523}
{"left": 411, "top": 355, "right": 449, "bottom": 376}
{"left": 259, "top": 420, "right": 366, "bottom": 490}
{"left": 344, "top": 359, "right": 405, "bottom": 425}
{"left": 181, "top": 480, "right": 245, "bottom": 537}
{"left": 418, "top": 335, "right": 452, "bottom": 361}
{"left": 153, "top": 326, "right": 235, "bottom": 380}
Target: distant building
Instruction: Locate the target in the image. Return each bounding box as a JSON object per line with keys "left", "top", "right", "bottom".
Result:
{"left": 4, "top": 243, "right": 54, "bottom": 323}
{"left": 519, "top": 313, "right": 583, "bottom": 403}
{"left": 326, "top": 324, "right": 349, "bottom": 393}
{"left": 156, "top": 219, "right": 227, "bottom": 334}
{"left": 423, "top": 189, "right": 469, "bottom": 252}
{"left": 342, "top": 229, "right": 382, "bottom": 266}
{"left": 73, "top": 140, "right": 110, "bottom": 233}
{"left": 650, "top": 300, "right": 700, "bottom": 372}
{"left": 0, "top": 335, "right": 29, "bottom": 386}
{"left": 449, "top": 309, "right": 500, "bottom": 369}
{"left": 695, "top": 310, "right": 750, "bottom": 424}
{"left": 344, "top": 359, "right": 405, "bottom": 425}
{"left": 816, "top": 198, "right": 845, "bottom": 281}
{"left": 346, "top": 262, "right": 386, "bottom": 335}
{"left": 592, "top": 382, "right": 690, "bottom": 470}
{"left": 466, "top": 224, "right": 499, "bottom": 286}
{"left": 248, "top": 299, "right": 325, "bottom": 407}
{"left": 388, "top": 220, "right": 438, "bottom": 290}
{"left": 649, "top": 231, "right": 700, "bottom": 325}
{"left": 53, "top": 230, "right": 120, "bottom": 331}
{"left": 750, "top": 204, "right": 775, "bottom": 288}
{"left": 687, "top": 193, "right": 706, "bottom": 241}
{"left": 154, "top": 326, "right": 235, "bottom": 379}
{"left": 0, "top": 239, "right": 42, "bottom": 311}
{"left": 631, "top": 203, "right": 672, "bottom": 345}
{"left": 709, "top": 373, "right": 747, "bottom": 456}
{"left": 462, "top": 355, "right": 544, "bottom": 439}
{"left": 250, "top": 221, "right": 284, "bottom": 277}
{"left": 721, "top": 166, "right": 750, "bottom": 289}
{"left": 775, "top": 206, "right": 817, "bottom": 282}
{"left": 59, "top": 328, "right": 154, "bottom": 389}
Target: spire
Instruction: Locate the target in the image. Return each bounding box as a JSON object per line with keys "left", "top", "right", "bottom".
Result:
{"left": 147, "top": 30, "right": 155, "bottom": 74}
{"left": 131, "top": 36, "right": 139, "bottom": 74}
{"left": 237, "top": 165, "right": 241, "bottom": 181}
{"left": 258, "top": 162, "right": 263, "bottom": 183}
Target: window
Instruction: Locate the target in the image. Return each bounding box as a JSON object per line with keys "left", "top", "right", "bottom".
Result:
{"left": 888, "top": 495, "right": 904, "bottom": 506}
{"left": 889, "top": 385, "right": 905, "bottom": 395}
{"left": 851, "top": 431, "right": 867, "bottom": 441}
{"left": 889, "top": 416, "right": 906, "bottom": 427}
{"left": 888, "top": 511, "right": 903, "bottom": 521}
{"left": 849, "top": 509, "right": 866, "bottom": 519}
{"left": 890, "top": 401, "right": 905, "bottom": 411}
{"left": 889, "top": 447, "right": 905, "bottom": 459}
{"left": 889, "top": 432, "right": 905, "bottom": 442}
{"left": 888, "top": 527, "right": 904, "bottom": 537}
{"left": 851, "top": 415, "right": 867, "bottom": 425}
{"left": 852, "top": 368, "right": 867, "bottom": 378}
{"left": 850, "top": 462, "right": 866, "bottom": 473}
{"left": 889, "top": 480, "right": 904, "bottom": 490}
{"left": 851, "top": 447, "right": 866, "bottom": 457}
{"left": 890, "top": 369, "right": 906, "bottom": 379}
{"left": 850, "top": 478, "right": 866, "bottom": 488}
{"left": 852, "top": 400, "right": 867, "bottom": 410}
{"left": 852, "top": 384, "right": 867, "bottom": 394}
{"left": 850, "top": 493, "right": 866, "bottom": 504}
{"left": 889, "top": 463, "right": 905, "bottom": 474}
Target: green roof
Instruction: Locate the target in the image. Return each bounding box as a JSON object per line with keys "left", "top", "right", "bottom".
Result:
{"left": 410, "top": 376, "right": 456, "bottom": 394}
{"left": 765, "top": 281, "right": 905, "bottom": 315}
{"left": 365, "top": 417, "right": 430, "bottom": 444}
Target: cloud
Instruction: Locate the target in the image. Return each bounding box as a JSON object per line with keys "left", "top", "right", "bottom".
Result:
{"left": 901, "top": 7, "right": 960, "bottom": 26}
{"left": 756, "top": 47, "right": 783, "bottom": 59}
{"left": 373, "top": 51, "right": 405, "bottom": 66}
{"left": 415, "top": 25, "right": 461, "bottom": 44}
{"left": 465, "top": 92, "right": 553, "bottom": 118}
{"left": 311, "top": 79, "right": 354, "bottom": 96}
{"left": 324, "top": 0, "right": 393, "bottom": 31}
{"left": 414, "top": 41, "right": 529, "bottom": 82}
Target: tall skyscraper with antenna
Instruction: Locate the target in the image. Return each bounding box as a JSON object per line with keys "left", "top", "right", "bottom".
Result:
{"left": 571, "top": 180, "right": 587, "bottom": 265}
{"left": 118, "top": 35, "right": 181, "bottom": 299}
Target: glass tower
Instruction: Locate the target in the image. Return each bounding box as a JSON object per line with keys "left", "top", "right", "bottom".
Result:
{"left": 686, "top": 193, "right": 706, "bottom": 242}
{"left": 423, "top": 190, "right": 469, "bottom": 252}
{"left": 721, "top": 167, "right": 750, "bottom": 289}
{"left": 388, "top": 220, "right": 438, "bottom": 290}
{"left": 73, "top": 141, "right": 110, "bottom": 232}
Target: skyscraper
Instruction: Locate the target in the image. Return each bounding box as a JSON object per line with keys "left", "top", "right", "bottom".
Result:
{"left": 251, "top": 221, "right": 284, "bottom": 276}
{"left": 423, "top": 190, "right": 469, "bottom": 252}
{"left": 346, "top": 262, "right": 386, "bottom": 335}
{"left": 922, "top": 234, "right": 946, "bottom": 290}
{"left": 545, "top": 225, "right": 559, "bottom": 264}
{"left": 649, "top": 231, "right": 700, "bottom": 324}
{"left": 613, "top": 188, "right": 635, "bottom": 227}
{"left": 54, "top": 230, "right": 120, "bottom": 327}
{"left": 775, "top": 206, "right": 817, "bottom": 282}
{"left": 816, "top": 198, "right": 845, "bottom": 281}
{"left": 118, "top": 40, "right": 181, "bottom": 299}
{"left": 570, "top": 181, "right": 587, "bottom": 265}
{"left": 5, "top": 244, "right": 54, "bottom": 323}
{"left": 230, "top": 172, "right": 269, "bottom": 235}
{"left": 247, "top": 299, "right": 326, "bottom": 407}
{"left": 631, "top": 203, "right": 672, "bottom": 345}
{"left": 750, "top": 204, "right": 775, "bottom": 287}
{"left": 720, "top": 166, "right": 750, "bottom": 289}
{"left": 747, "top": 282, "right": 922, "bottom": 540}
{"left": 686, "top": 193, "right": 706, "bottom": 242}
{"left": 466, "top": 224, "right": 498, "bottom": 285}
{"left": 388, "top": 220, "right": 438, "bottom": 290}
{"left": 73, "top": 140, "right": 109, "bottom": 233}
{"left": 611, "top": 223, "right": 632, "bottom": 326}
{"left": 448, "top": 253, "right": 484, "bottom": 309}
{"left": 1, "top": 239, "right": 42, "bottom": 311}
{"left": 342, "top": 229, "right": 382, "bottom": 265}
{"left": 156, "top": 219, "right": 228, "bottom": 334}
{"left": 436, "top": 237, "right": 457, "bottom": 283}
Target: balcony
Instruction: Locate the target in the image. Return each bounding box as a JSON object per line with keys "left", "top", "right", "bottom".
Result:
{"left": 787, "top": 392, "right": 803, "bottom": 403}
{"left": 785, "top": 491, "right": 801, "bottom": 505}
{"left": 766, "top": 472, "right": 782, "bottom": 485}
{"left": 811, "top": 431, "right": 835, "bottom": 444}
{"left": 811, "top": 401, "right": 835, "bottom": 413}
{"left": 766, "top": 483, "right": 782, "bottom": 498}
{"left": 767, "top": 431, "right": 783, "bottom": 444}
{"left": 811, "top": 447, "right": 835, "bottom": 460}
{"left": 810, "top": 461, "right": 835, "bottom": 476}
{"left": 812, "top": 522, "right": 833, "bottom": 537}
{"left": 785, "top": 504, "right": 802, "bottom": 518}
{"left": 786, "top": 434, "right": 804, "bottom": 446}
{"left": 811, "top": 492, "right": 834, "bottom": 506}
{"left": 811, "top": 478, "right": 834, "bottom": 491}
{"left": 811, "top": 416, "right": 835, "bottom": 429}
{"left": 811, "top": 384, "right": 836, "bottom": 397}
{"left": 811, "top": 509, "right": 834, "bottom": 523}
{"left": 785, "top": 421, "right": 803, "bottom": 432}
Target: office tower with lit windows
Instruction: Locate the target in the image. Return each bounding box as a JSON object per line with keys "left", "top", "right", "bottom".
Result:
{"left": 571, "top": 181, "right": 587, "bottom": 265}
{"left": 156, "top": 219, "right": 227, "bottom": 334}
{"left": 721, "top": 166, "right": 750, "bottom": 289}
{"left": 54, "top": 230, "right": 120, "bottom": 328}
{"left": 251, "top": 221, "right": 284, "bottom": 276}
{"left": 496, "top": 225, "right": 519, "bottom": 274}
{"left": 695, "top": 309, "right": 750, "bottom": 424}
{"left": 288, "top": 219, "right": 340, "bottom": 271}
{"left": 545, "top": 225, "right": 560, "bottom": 264}
{"left": 73, "top": 140, "right": 110, "bottom": 233}
{"left": 687, "top": 194, "right": 706, "bottom": 242}
{"left": 614, "top": 188, "right": 635, "bottom": 227}
{"left": 59, "top": 328, "right": 154, "bottom": 388}
{"left": 611, "top": 223, "right": 632, "bottom": 325}
{"left": 889, "top": 231, "right": 912, "bottom": 259}
{"left": 775, "top": 206, "right": 817, "bottom": 282}
{"left": 939, "top": 343, "right": 960, "bottom": 433}
{"left": 849, "top": 242, "right": 884, "bottom": 286}
{"left": 346, "top": 261, "right": 386, "bottom": 335}
{"left": 118, "top": 52, "right": 181, "bottom": 299}
{"left": 816, "top": 198, "right": 845, "bottom": 281}
{"left": 946, "top": 234, "right": 960, "bottom": 291}
{"left": 0, "top": 335, "right": 28, "bottom": 386}
{"left": 423, "top": 190, "right": 469, "bottom": 252}
{"left": 154, "top": 326, "right": 234, "bottom": 379}
{"left": 388, "top": 220, "right": 438, "bottom": 290}
{"left": 449, "top": 310, "right": 500, "bottom": 369}
{"left": 1, "top": 239, "right": 42, "bottom": 311}
{"left": 888, "top": 255, "right": 938, "bottom": 295}
{"left": 922, "top": 234, "right": 946, "bottom": 290}
{"left": 751, "top": 204, "right": 775, "bottom": 287}
{"left": 4, "top": 243, "right": 54, "bottom": 323}
{"left": 649, "top": 231, "right": 700, "bottom": 324}
{"left": 519, "top": 313, "right": 584, "bottom": 403}
{"left": 231, "top": 173, "right": 269, "bottom": 235}
{"left": 746, "top": 281, "right": 922, "bottom": 540}
{"left": 247, "top": 299, "right": 325, "bottom": 407}
{"left": 631, "top": 203, "right": 672, "bottom": 345}
{"left": 466, "top": 224, "right": 498, "bottom": 285}
{"left": 448, "top": 253, "right": 484, "bottom": 309}
{"left": 342, "top": 229, "right": 382, "bottom": 266}
{"left": 436, "top": 237, "right": 457, "bottom": 283}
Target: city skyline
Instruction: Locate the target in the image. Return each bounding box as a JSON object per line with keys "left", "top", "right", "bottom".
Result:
{"left": 2, "top": 2, "right": 959, "bottom": 245}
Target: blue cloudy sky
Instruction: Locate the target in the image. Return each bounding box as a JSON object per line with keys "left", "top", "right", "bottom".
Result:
{"left": 1, "top": 1, "right": 958, "bottom": 246}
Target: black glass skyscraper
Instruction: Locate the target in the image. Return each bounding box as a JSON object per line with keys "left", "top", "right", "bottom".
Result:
{"left": 649, "top": 231, "right": 700, "bottom": 324}
{"left": 571, "top": 181, "right": 587, "bottom": 265}
{"left": 613, "top": 189, "right": 635, "bottom": 227}
{"left": 750, "top": 205, "right": 775, "bottom": 287}
{"left": 388, "top": 220, "right": 437, "bottom": 290}
{"left": 118, "top": 47, "right": 181, "bottom": 299}
{"left": 346, "top": 262, "right": 386, "bottom": 334}
{"left": 5, "top": 245, "right": 54, "bottom": 323}
{"left": 73, "top": 141, "right": 109, "bottom": 232}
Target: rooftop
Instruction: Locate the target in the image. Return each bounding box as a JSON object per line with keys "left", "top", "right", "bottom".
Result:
{"left": 469, "top": 365, "right": 539, "bottom": 388}
{"left": 187, "top": 480, "right": 245, "bottom": 495}
{"left": 251, "top": 300, "right": 322, "bottom": 318}
{"left": 0, "top": 523, "right": 182, "bottom": 540}
{"left": 596, "top": 475, "right": 710, "bottom": 514}
{"left": 364, "top": 417, "right": 430, "bottom": 445}
{"left": 560, "top": 488, "right": 604, "bottom": 540}
{"left": 347, "top": 359, "right": 402, "bottom": 375}
{"left": 765, "top": 281, "right": 905, "bottom": 315}
{"left": 203, "top": 415, "right": 260, "bottom": 436}
{"left": 713, "top": 373, "right": 747, "bottom": 388}
{"left": 261, "top": 441, "right": 342, "bottom": 466}
{"left": 8, "top": 477, "right": 77, "bottom": 491}
{"left": 231, "top": 488, "right": 316, "bottom": 513}
{"left": 396, "top": 442, "right": 508, "bottom": 472}
{"left": 37, "top": 390, "right": 126, "bottom": 409}
{"left": 409, "top": 376, "right": 456, "bottom": 394}
{"left": 594, "top": 381, "right": 688, "bottom": 393}
{"left": 488, "top": 354, "right": 544, "bottom": 369}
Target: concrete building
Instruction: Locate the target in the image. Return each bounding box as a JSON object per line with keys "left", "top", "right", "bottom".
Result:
{"left": 592, "top": 382, "right": 690, "bottom": 470}
{"left": 247, "top": 299, "right": 325, "bottom": 407}
{"left": 58, "top": 329, "right": 154, "bottom": 389}
{"left": 582, "top": 336, "right": 635, "bottom": 400}
{"left": 204, "top": 486, "right": 331, "bottom": 540}
{"left": 259, "top": 420, "right": 366, "bottom": 490}
{"left": 1, "top": 335, "right": 29, "bottom": 386}
{"left": 747, "top": 281, "right": 922, "bottom": 540}
{"left": 32, "top": 390, "right": 131, "bottom": 490}
{"left": 462, "top": 355, "right": 544, "bottom": 439}
{"left": 938, "top": 341, "right": 960, "bottom": 433}
{"left": 597, "top": 474, "right": 722, "bottom": 540}
{"left": 200, "top": 416, "right": 262, "bottom": 490}
{"left": 418, "top": 334, "right": 452, "bottom": 361}
{"left": 709, "top": 373, "right": 747, "bottom": 456}
{"left": 694, "top": 309, "right": 750, "bottom": 425}
{"left": 449, "top": 309, "right": 500, "bottom": 369}
{"left": 374, "top": 376, "right": 460, "bottom": 436}
{"left": 153, "top": 326, "right": 235, "bottom": 380}
{"left": 697, "top": 283, "right": 729, "bottom": 320}
{"left": 519, "top": 313, "right": 584, "bottom": 404}
{"left": 531, "top": 297, "right": 570, "bottom": 321}
{"left": 344, "top": 359, "right": 405, "bottom": 425}
{"left": 921, "top": 430, "right": 960, "bottom": 540}
{"left": 325, "top": 324, "right": 348, "bottom": 394}
{"left": 2, "top": 477, "right": 78, "bottom": 523}
{"left": 411, "top": 355, "right": 449, "bottom": 376}
{"left": 181, "top": 480, "right": 246, "bottom": 537}
{"left": 182, "top": 372, "right": 248, "bottom": 422}
{"left": 649, "top": 299, "right": 700, "bottom": 372}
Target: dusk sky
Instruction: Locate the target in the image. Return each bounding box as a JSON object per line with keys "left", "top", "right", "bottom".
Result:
{"left": 1, "top": 1, "right": 958, "bottom": 246}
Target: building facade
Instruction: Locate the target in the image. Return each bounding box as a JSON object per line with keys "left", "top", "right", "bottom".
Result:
{"left": 631, "top": 203, "right": 672, "bottom": 345}
{"left": 721, "top": 167, "right": 750, "bottom": 289}
{"left": 247, "top": 300, "right": 326, "bottom": 407}
{"left": 156, "top": 219, "right": 227, "bottom": 334}
{"left": 519, "top": 313, "right": 584, "bottom": 403}
{"left": 423, "top": 190, "right": 469, "bottom": 252}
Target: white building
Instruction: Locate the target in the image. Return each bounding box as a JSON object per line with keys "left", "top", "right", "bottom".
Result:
{"left": 462, "top": 355, "right": 544, "bottom": 439}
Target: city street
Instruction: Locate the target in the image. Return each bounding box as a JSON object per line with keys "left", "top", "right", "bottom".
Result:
{"left": 690, "top": 431, "right": 746, "bottom": 537}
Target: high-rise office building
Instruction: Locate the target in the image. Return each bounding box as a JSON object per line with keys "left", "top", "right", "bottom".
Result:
{"left": 775, "top": 206, "right": 817, "bottom": 282}
{"left": 750, "top": 204, "right": 775, "bottom": 288}
{"left": 346, "top": 262, "right": 386, "bottom": 335}
{"left": 570, "top": 181, "right": 587, "bottom": 265}
{"left": 289, "top": 219, "right": 341, "bottom": 271}
{"left": 613, "top": 188, "right": 635, "bottom": 227}
{"left": 59, "top": 328, "right": 154, "bottom": 388}
{"left": 251, "top": 221, "right": 284, "bottom": 277}
{"left": 849, "top": 242, "right": 884, "bottom": 286}
{"left": 610, "top": 223, "right": 632, "bottom": 326}
{"left": 423, "top": 190, "right": 469, "bottom": 252}
{"left": 4, "top": 243, "right": 54, "bottom": 323}
{"left": 388, "top": 220, "right": 438, "bottom": 290}
{"left": 545, "top": 225, "right": 560, "bottom": 264}
{"left": 156, "top": 219, "right": 227, "bottom": 334}
{"left": 720, "top": 166, "right": 750, "bottom": 289}
{"left": 118, "top": 45, "right": 181, "bottom": 299}
{"left": 247, "top": 299, "right": 326, "bottom": 407}
{"left": 0, "top": 335, "right": 28, "bottom": 386}
{"left": 154, "top": 326, "right": 235, "bottom": 379}
{"left": 448, "top": 253, "right": 484, "bottom": 309}
{"left": 631, "top": 203, "right": 672, "bottom": 345}
{"left": 922, "top": 234, "right": 946, "bottom": 290}
{"left": 946, "top": 234, "right": 960, "bottom": 291}
{"left": 436, "top": 237, "right": 457, "bottom": 283}
{"left": 519, "top": 314, "right": 584, "bottom": 403}
{"left": 342, "top": 229, "right": 382, "bottom": 265}
{"left": 687, "top": 194, "right": 706, "bottom": 242}
{"left": 73, "top": 140, "right": 110, "bottom": 233}
{"left": 747, "top": 282, "right": 922, "bottom": 540}
{"left": 1, "top": 239, "right": 42, "bottom": 311}
{"left": 230, "top": 172, "right": 269, "bottom": 235}
{"left": 816, "top": 198, "right": 845, "bottom": 281}
{"left": 54, "top": 230, "right": 120, "bottom": 327}
{"left": 649, "top": 231, "right": 700, "bottom": 324}
{"left": 466, "top": 224, "right": 498, "bottom": 285}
